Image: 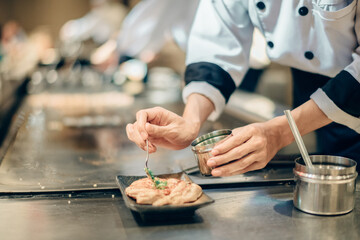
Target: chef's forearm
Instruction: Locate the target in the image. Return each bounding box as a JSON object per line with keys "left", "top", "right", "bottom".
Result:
{"left": 267, "top": 99, "right": 332, "bottom": 149}
{"left": 182, "top": 93, "right": 215, "bottom": 133}
{"left": 310, "top": 70, "right": 360, "bottom": 133}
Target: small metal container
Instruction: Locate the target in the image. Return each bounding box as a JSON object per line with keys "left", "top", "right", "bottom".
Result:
{"left": 293, "top": 155, "right": 358, "bottom": 215}
{"left": 191, "top": 129, "right": 232, "bottom": 176}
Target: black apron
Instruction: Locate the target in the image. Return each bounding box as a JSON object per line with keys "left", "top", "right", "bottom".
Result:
{"left": 291, "top": 68, "right": 360, "bottom": 167}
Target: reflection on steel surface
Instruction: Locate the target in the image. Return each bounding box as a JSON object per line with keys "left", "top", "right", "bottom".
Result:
{"left": 62, "top": 115, "right": 122, "bottom": 128}
{"left": 186, "top": 167, "right": 294, "bottom": 186}
{"left": 0, "top": 92, "right": 195, "bottom": 193}
{"left": 27, "top": 91, "right": 134, "bottom": 115}
{"left": 0, "top": 89, "right": 295, "bottom": 193}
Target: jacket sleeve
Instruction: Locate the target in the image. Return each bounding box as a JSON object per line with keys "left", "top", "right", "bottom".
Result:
{"left": 183, "top": 0, "right": 254, "bottom": 121}
{"left": 310, "top": 2, "right": 360, "bottom": 133}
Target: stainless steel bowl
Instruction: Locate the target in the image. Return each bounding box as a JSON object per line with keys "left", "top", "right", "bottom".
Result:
{"left": 191, "top": 129, "right": 232, "bottom": 176}
{"left": 293, "top": 155, "right": 358, "bottom": 215}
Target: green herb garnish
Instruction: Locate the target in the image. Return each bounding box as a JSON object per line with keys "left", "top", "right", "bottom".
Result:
{"left": 144, "top": 167, "right": 167, "bottom": 189}
{"left": 145, "top": 167, "right": 154, "bottom": 180}
{"left": 154, "top": 178, "right": 167, "bottom": 189}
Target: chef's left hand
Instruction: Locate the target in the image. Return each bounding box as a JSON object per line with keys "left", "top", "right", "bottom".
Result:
{"left": 207, "top": 121, "right": 284, "bottom": 176}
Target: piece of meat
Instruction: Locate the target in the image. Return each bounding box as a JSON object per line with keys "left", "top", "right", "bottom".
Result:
{"left": 125, "top": 177, "right": 203, "bottom": 206}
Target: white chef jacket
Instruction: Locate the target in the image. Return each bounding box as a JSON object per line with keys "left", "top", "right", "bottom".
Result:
{"left": 116, "top": 0, "right": 269, "bottom": 66}
{"left": 183, "top": 0, "right": 360, "bottom": 133}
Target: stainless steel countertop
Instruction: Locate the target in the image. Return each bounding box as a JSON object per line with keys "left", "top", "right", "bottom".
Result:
{"left": 0, "top": 90, "right": 294, "bottom": 193}
{"left": 0, "top": 184, "right": 359, "bottom": 240}
{"left": 0, "top": 87, "right": 359, "bottom": 239}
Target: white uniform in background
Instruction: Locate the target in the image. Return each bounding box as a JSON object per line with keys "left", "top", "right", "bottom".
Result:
{"left": 60, "top": 0, "right": 128, "bottom": 44}
{"left": 116, "top": 0, "right": 199, "bottom": 58}
{"left": 183, "top": 0, "right": 360, "bottom": 134}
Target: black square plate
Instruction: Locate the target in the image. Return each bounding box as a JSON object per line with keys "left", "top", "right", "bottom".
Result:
{"left": 116, "top": 172, "right": 214, "bottom": 218}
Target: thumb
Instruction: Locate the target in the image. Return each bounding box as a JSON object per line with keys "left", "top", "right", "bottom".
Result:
{"left": 146, "top": 123, "right": 167, "bottom": 138}
{"left": 148, "top": 141, "right": 157, "bottom": 153}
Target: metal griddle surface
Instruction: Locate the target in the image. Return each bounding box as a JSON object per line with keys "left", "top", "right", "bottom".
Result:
{"left": 0, "top": 90, "right": 294, "bottom": 193}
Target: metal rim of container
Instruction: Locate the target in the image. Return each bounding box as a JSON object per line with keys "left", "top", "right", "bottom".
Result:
{"left": 191, "top": 129, "right": 232, "bottom": 148}
{"left": 294, "top": 155, "right": 358, "bottom": 180}
{"left": 192, "top": 135, "right": 231, "bottom": 153}
{"left": 293, "top": 172, "right": 358, "bottom": 183}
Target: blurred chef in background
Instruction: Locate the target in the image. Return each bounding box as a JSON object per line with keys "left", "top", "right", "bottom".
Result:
{"left": 115, "top": 0, "right": 199, "bottom": 63}
{"left": 0, "top": 21, "right": 55, "bottom": 80}
{"left": 1, "top": 20, "right": 27, "bottom": 54}
{"left": 90, "top": 0, "right": 269, "bottom": 91}
{"left": 127, "top": 1, "right": 360, "bottom": 176}
{"left": 60, "top": 0, "right": 128, "bottom": 45}
{"left": 90, "top": 0, "right": 200, "bottom": 71}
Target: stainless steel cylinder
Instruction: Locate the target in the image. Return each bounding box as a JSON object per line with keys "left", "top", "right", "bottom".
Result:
{"left": 191, "top": 129, "right": 232, "bottom": 176}
{"left": 293, "top": 155, "right": 358, "bottom": 215}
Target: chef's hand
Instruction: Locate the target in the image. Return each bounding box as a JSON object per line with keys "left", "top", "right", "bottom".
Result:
{"left": 207, "top": 121, "right": 283, "bottom": 176}
{"left": 126, "top": 107, "right": 201, "bottom": 153}
{"left": 126, "top": 93, "right": 215, "bottom": 153}
{"left": 207, "top": 99, "right": 332, "bottom": 176}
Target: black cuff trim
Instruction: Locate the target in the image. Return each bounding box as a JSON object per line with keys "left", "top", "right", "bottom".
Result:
{"left": 185, "top": 62, "right": 236, "bottom": 103}
{"left": 322, "top": 70, "right": 360, "bottom": 117}
{"left": 118, "top": 55, "right": 133, "bottom": 65}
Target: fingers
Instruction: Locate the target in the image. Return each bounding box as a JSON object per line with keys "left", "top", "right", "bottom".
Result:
{"left": 145, "top": 122, "right": 167, "bottom": 138}
{"left": 211, "top": 127, "right": 251, "bottom": 156}
{"left": 147, "top": 140, "right": 157, "bottom": 153}
{"left": 211, "top": 153, "right": 267, "bottom": 177}
{"left": 126, "top": 123, "right": 155, "bottom": 152}
{"left": 211, "top": 153, "right": 255, "bottom": 176}
{"left": 127, "top": 107, "right": 171, "bottom": 153}
{"left": 126, "top": 123, "right": 146, "bottom": 150}
{"left": 135, "top": 110, "right": 150, "bottom": 140}
{"left": 135, "top": 107, "right": 169, "bottom": 139}
{"left": 128, "top": 106, "right": 193, "bottom": 152}
{"left": 206, "top": 123, "right": 276, "bottom": 177}
{"left": 207, "top": 136, "right": 257, "bottom": 168}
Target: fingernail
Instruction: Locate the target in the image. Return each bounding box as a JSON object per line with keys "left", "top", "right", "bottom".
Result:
{"left": 211, "top": 149, "right": 219, "bottom": 155}
{"left": 207, "top": 159, "right": 216, "bottom": 167}
{"left": 212, "top": 169, "right": 222, "bottom": 176}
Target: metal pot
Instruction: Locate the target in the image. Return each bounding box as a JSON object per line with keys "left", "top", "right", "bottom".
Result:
{"left": 293, "top": 155, "right": 358, "bottom": 215}
{"left": 191, "top": 129, "right": 232, "bottom": 176}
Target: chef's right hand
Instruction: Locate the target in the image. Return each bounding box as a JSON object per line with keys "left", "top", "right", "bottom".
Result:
{"left": 126, "top": 107, "right": 201, "bottom": 153}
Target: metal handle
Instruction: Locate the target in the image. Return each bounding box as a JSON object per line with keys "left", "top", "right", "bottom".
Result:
{"left": 284, "top": 110, "right": 314, "bottom": 169}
